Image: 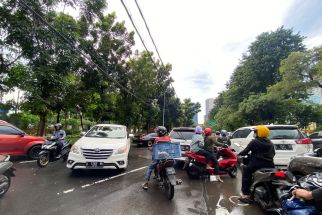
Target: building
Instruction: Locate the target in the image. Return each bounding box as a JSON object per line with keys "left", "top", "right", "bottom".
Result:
{"left": 308, "top": 87, "right": 322, "bottom": 104}
{"left": 193, "top": 113, "right": 198, "bottom": 125}
{"left": 204, "top": 98, "right": 215, "bottom": 122}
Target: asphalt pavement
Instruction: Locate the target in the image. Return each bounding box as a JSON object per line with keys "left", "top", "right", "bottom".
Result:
{"left": 0, "top": 145, "right": 264, "bottom": 215}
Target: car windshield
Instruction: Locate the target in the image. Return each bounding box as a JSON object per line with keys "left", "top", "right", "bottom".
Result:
{"left": 268, "top": 127, "right": 301, "bottom": 140}
{"left": 169, "top": 130, "right": 194, "bottom": 140}
{"left": 85, "top": 125, "right": 126, "bottom": 138}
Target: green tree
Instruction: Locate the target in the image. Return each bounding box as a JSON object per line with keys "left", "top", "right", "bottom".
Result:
{"left": 179, "top": 98, "right": 201, "bottom": 127}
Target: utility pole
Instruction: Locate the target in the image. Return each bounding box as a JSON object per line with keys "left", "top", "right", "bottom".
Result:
{"left": 162, "top": 92, "right": 165, "bottom": 126}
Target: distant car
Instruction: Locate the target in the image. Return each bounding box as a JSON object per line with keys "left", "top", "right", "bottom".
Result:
{"left": 0, "top": 121, "right": 45, "bottom": 159}
{"left": 134, "top": 133, "right": 158, "bottom": 147}
{"left": 309, "top": 132, "right": 322, "bottom": 150}
{"left": 230, "top": 125, "right": 313, "bottom": 166}
{"left": 169, "top": 127, "right": 195, "bottom": 160}
{"left": 67, "top": 124, "right": 131, "bottom": 170}
{"left": 288, "top": 148, "right": 322, "bottom": 177}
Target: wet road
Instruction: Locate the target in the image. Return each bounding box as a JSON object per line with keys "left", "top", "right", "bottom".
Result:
{"left": 0, "top": 145, "right": 264, "bottom": 215}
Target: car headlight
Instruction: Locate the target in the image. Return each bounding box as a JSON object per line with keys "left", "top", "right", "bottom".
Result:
{"left": 71, "top": 145, "right": 80, "bottom": 154}
{"left": 116, "top": 146, "right": 127, "bottom": 154}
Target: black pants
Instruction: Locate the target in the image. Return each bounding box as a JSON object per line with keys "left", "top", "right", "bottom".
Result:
{"left": 242, "top": 160, "right": 274, "bottom": 195}
{"left": 197, "top": 150, "right": 219, "bottom": 175}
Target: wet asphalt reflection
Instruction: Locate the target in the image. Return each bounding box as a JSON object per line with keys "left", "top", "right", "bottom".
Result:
{"left": 0, "top": 146, "right": 264, "bottom": 215}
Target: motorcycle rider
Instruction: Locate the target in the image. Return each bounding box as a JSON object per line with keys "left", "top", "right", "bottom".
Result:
{"left": 238, "top": 125, "right": 275, "bottom": 203}
{"left": 204, "top": 127, "right": 225, "bottom": 182}
{"left": 191, "top": 126, "right": 217, "bottom": 171}
{"left": 142, "top": 126, "right": 171, "bottom": 190}
{"left": 292, "top": 188, "right": 322, "bottom": 211}
{"left": 53, "top": 123, "right": 66, "bottom": 158}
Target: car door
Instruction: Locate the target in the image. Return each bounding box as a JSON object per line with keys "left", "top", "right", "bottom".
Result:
{"left": 230, "top": 130, "right": 242, "bottom": 153}
{"left": 0, "top": 125, "right": 25, "bottom": 154}
{"left": 239, "top": 129, "right": 253, "bottom": 150}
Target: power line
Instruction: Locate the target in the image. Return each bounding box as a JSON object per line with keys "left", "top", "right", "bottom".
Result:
{"left": 134, "top": 0, "right": 164, "bottom": 66}
{"left": 120, "top": 0, "right": 159, "bottom": 70}
{"left": 18, "top": 0, "right": 150, "bottom": 106}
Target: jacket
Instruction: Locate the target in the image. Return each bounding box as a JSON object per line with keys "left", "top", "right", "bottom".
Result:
{"left": 191, "top": 134, "right": 204, "bottom": 153}
{"left": 238, "top": 138, "right": 275, "bottom": 163}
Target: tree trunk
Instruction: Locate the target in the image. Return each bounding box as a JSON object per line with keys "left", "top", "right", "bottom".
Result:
{"left": 38, "top": 112, "right": 47, "bottom": 136}
{"left": 80, "top": 112, "right": 84, "bottom": 131}
{"left": 56, "top": 109, "right": 61, "bottom": 123}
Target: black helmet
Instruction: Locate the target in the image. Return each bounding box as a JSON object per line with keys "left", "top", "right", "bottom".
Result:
{"left": 54, "top": 123, "right": 62, "bottom": 130}
{"left": 155, "top": 126, "right": 167, "bottom": 137}
{"left": 215, "top": 131, "right": 221, "bottom": 135}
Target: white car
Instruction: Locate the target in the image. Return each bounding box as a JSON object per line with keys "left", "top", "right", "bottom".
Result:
{"left": 67, "top": 124, "right": 130, "bottom": 170}
{"left": 169, "top": 127, "right": 195, "bottom": 160}
{"left": 230, "top": 125, "right": 313, "bottom": 166}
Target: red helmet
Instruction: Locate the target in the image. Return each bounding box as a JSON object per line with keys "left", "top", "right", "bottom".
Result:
{"left": 204, "top": 128, "right": 212, "bottom": 136}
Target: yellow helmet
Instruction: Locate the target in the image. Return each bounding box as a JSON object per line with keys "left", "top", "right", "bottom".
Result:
{"left": 255, "top": 125, "right": 270, "bottom": 138}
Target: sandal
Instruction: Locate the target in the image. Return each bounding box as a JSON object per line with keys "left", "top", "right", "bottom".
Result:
{"left": 238, "top": 196, "right": 252, "bottom": 204}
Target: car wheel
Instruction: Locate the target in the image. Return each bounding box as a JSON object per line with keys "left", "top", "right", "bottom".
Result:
{"left": 28, "top": 145, "right": 42, "bottom": 160}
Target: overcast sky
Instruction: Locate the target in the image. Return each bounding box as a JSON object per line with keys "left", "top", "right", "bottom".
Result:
{"left": 4, "top": 0, "right": 322, "bottom": 124}
{"left": 105, "top": 0, "right": 322, "bottom": 123}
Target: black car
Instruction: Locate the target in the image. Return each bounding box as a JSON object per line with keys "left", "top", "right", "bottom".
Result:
{"left": 309, "top": 132, "right": 322, "bottom": 150}
{"left": 288, "top": 148, "right": 322, "bottom": 177}
{"left": 134, "top": 133, "right": 158, "bottom": 147}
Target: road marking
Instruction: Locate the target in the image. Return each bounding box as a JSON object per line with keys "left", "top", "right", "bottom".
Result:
{"left": 19, "top": 160, "right": 36, "bottom": 164}
{"left": 63, "top": 188, "right": 75, "bottom": 194}
{"left": 61, "top": 166, "right": 147, "bottom": 195}
{"left": 228, "top": 195, "right": 249, "bottom": 206}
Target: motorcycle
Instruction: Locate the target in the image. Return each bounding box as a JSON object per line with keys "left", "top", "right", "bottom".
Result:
{"left": 184, "top": 147, "right": 238, "bottom": 179}
{"left": 240, "top": 154, "right": 320, "bottom": 215}
{"left": 151, "top": 143, "right": 181, "bottom": 200}
{"left": 0, "top": 155, "right": 16, "bottom": 198}
{"left": 37, "top": 137, "right": 70, "bottom": 168}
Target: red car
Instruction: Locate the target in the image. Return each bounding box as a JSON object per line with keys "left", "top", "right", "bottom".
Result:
{"left": 0, "top": 121, "right": 45, "bottom": 159}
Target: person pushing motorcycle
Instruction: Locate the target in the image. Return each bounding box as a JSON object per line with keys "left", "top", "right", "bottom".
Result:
{"left": 142, "top": 126, "right": 171, "bottom": 190}
{"left": 238, "top": 125, "right": 275, "bottom": 203}
{"left": 53, "top": 123, "right": 66, "bottom": 158}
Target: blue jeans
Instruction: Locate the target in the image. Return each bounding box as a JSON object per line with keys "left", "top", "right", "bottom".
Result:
{"left": 145, "top": 160, "right": 159, "bottom": 181}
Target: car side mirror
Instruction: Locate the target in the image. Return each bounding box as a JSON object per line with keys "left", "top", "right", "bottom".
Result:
{"left": 80, "top": 131, "right": 86, "bottom": 137}
{"left": 19, "top": 132, "right": 25, "bottom": 137}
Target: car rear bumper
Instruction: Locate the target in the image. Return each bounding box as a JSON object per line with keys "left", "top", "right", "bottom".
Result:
{"left": 66, "top": 152, "right": 128, "bottom": 170}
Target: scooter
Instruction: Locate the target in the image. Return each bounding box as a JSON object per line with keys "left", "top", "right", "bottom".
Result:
{"left": 0, "top": 155, "right": 16, "bottom": 198}
{"left": 37, "top": 137, "right": 70, "bottom": 168}
{"left": 278, "top": 172, "right": 321, "bottom": 215}
{"left": 184, "top": 147, "right": 238, "bottom": 179}
{"left": 154, "top": 156, "right": 178, "bottom": 200}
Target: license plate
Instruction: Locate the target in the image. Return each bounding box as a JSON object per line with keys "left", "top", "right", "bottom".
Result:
{"left": 86, "top": 162, "right": 103, "bottom": 168}
{"left": 275, "top": 144, "right": 292, "bottom": 150}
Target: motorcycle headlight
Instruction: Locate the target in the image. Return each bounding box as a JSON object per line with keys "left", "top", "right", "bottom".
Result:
{"left": 71, "top": 145, "right": 80, "bottom": 154}
{"left": 116, "top": 146, "right": 127, "bottom": 154}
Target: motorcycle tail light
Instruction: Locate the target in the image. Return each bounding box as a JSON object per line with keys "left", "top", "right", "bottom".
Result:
{"left": 274, "top": 171, "right": 286, "bottom": 178}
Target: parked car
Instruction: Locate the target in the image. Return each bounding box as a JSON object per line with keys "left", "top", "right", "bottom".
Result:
{"left": 230, "top": 125, "right": 313, "bottom": 166}
{"left": 169, "top": 127, "right": 195, "bottom": 160}
{"left": 0, "top": 121, "right": 45, "bottom": 159}
{"left": 67, "top": 124, "right": 131, "bottom": 170}
{"left": 288, "top": 148, "right": 322, "bottom": 177}
{"left": 308, "top": 131, "right": 322, "bottom": 150}
{"left": 133, "top": 133, "right": 158, "bottom": 147}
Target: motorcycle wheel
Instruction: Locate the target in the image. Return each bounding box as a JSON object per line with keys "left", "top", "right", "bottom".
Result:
{"left": 186, "top": 165, "right": 200, "bottom": 179}
{"left": 37, "top": 153, "right": 50, "bottom": 168}
{"left": 0, "top": 174, "right": 10, "bottom": 198}
{"left": 165, "top": 179, "right": 174, "bottom": 200}
{"left": 228, "top": 165, "right": 238, "bottom": 178}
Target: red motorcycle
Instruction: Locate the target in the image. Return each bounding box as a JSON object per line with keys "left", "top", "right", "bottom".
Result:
{"left": 184, "top": 147, "right": 238, "bottom": 179}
